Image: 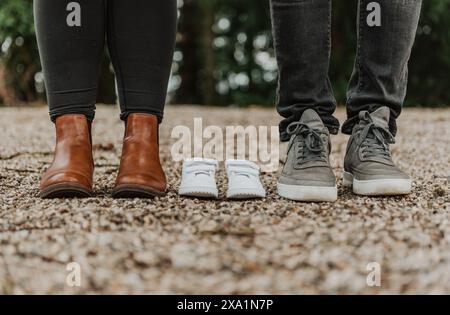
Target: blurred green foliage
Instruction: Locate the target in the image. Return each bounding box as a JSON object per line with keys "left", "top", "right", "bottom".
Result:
{"left": 0, "top": 0, "right": 39, "bottom": 104}
{"left": 0, "top": 0, "right": 449, "bottom": 107}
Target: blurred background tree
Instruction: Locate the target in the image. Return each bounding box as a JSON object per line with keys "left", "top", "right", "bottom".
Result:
{"left": 0, "top": 0, "right": 37, "bottom": 105}
{"left": 0, "top": 0, "right": 449, "bottom": 107}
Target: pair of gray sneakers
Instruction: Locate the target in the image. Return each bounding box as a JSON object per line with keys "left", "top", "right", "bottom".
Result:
{"left": 278, "top": 107, "right": 411, "bottom": 202}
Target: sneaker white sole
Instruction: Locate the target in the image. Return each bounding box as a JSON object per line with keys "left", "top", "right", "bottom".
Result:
{"left": 179, "top": 186, "right": 218, "bottom": 199}
{"left": 343, "top": 171, "right": 411, "bottom": 196}
{"left": 227, "top": 188, "right": 266, "bottom": 200}
{"left": 277, "top": 182, "right": 337, "bottom": 202}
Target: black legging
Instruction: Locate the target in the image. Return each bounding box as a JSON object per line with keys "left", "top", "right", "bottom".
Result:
{"left": 34, "top": 0, "right": 177, "bottom": 122}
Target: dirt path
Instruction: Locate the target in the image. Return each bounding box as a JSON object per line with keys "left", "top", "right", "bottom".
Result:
{"left": 0, "top": 105, "right": 449, "bottom": 294}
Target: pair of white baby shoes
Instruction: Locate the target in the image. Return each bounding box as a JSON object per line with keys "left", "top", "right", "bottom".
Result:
{"left": 178, "top": 158, "right": 266, "bottom": 199}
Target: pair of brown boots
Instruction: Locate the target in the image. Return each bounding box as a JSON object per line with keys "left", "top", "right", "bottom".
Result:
{"left": 40, "top": 113, "right": 166, "bottom": 199}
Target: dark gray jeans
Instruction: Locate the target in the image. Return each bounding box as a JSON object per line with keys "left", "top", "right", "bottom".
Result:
{"left": 270, "top": 0, "right": 422, "bottom": 141}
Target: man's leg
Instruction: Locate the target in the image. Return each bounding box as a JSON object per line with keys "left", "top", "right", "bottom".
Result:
{"left": 343, "top": 0, "right": 422, "bottom": 196}
{"left": 343, "top": 0, "right": 422, "bottom": 135}
{"left": 270, "top": 0, "right": 338, "bottom": 202}
{"left": 270, "top": 0, "right": 340, "bottom": 141}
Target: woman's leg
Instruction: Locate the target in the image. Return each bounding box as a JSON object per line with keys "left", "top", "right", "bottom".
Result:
{"left": 34, "top": 0, "right": 105, "bottom": 122}
{"left": 106, "top": 0, "right": 177, "bottom": 122}
{"left": 34, "top": 0, "right": 105, "bottom": 198}
{"left": 106, "top": 0, "right": 177, "bottom": 198}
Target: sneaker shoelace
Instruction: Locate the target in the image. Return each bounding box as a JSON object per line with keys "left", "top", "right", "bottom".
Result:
{"left": 355, "top": 112, "right": 395, "bottom": 160}
{"left": 286, "top": 122, "right": 328, "bottom": 166}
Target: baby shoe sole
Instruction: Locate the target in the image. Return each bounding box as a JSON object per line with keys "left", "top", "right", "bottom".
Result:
{"left": 179, "top": 186, "right": 218, "bottom": 199}
{"left": 227, "top": 188, "right": 265, "bottom": 199}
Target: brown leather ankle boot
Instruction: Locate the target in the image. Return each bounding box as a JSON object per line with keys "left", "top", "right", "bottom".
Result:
{"left": 40, "top": 114, "right": 94, "bottom": 198}
{"left": 112, "top": 113, "right": 167, "bottom": 198}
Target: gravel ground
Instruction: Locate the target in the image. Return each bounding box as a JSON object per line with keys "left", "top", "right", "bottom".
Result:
{"left": 0, "top": 104, "right": 449, "bottom": 294}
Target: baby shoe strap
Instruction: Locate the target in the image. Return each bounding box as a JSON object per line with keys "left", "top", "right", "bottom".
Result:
{"left": 226, "top": 160, "right": 260, "bottom": 177}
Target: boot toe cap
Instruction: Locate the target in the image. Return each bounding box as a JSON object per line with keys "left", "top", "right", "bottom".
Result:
{"left": 115, "top": 173, "right": 167, "bottom": 193}
{"left": 40, "top": 170, "right": 92, "bottom": 190}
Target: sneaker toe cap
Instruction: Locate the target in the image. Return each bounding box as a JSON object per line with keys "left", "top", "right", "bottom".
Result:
{"left": 279, "top": 167, "right": 336, "bottom": 187}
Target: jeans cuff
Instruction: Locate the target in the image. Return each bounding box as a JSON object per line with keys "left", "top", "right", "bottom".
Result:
{"left": 50, "top": 108, "right": 95, "bottom": 123}
{"left": 341, "top": 115, "right": 398, "bottom": 136}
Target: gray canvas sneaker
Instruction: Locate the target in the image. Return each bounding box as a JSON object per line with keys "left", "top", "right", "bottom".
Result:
{"left": 277, "top": 109, "right": 337, "bottom": 202}
{"left": 343, "top": 106, "right": 411, "bottom": 196}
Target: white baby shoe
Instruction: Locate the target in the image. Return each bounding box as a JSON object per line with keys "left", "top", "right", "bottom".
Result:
{"left": 179, "top": 158, "right": 219, "bottom": 198}
{"left": 225, "top": 159, "right": 266, "bottom": 199}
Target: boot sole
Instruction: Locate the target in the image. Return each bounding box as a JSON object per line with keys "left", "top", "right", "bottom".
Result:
{"left": 112, "top": 184, "right": 166, "bottom": 199}
{"left": 40, "top": 183, "right": 93, "bottom": 199}
{"left": 343, "top": 171, "right": 412, "bottom": 196}
{"left": 277, "top": 182, "right": 337, "bottom": 202}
